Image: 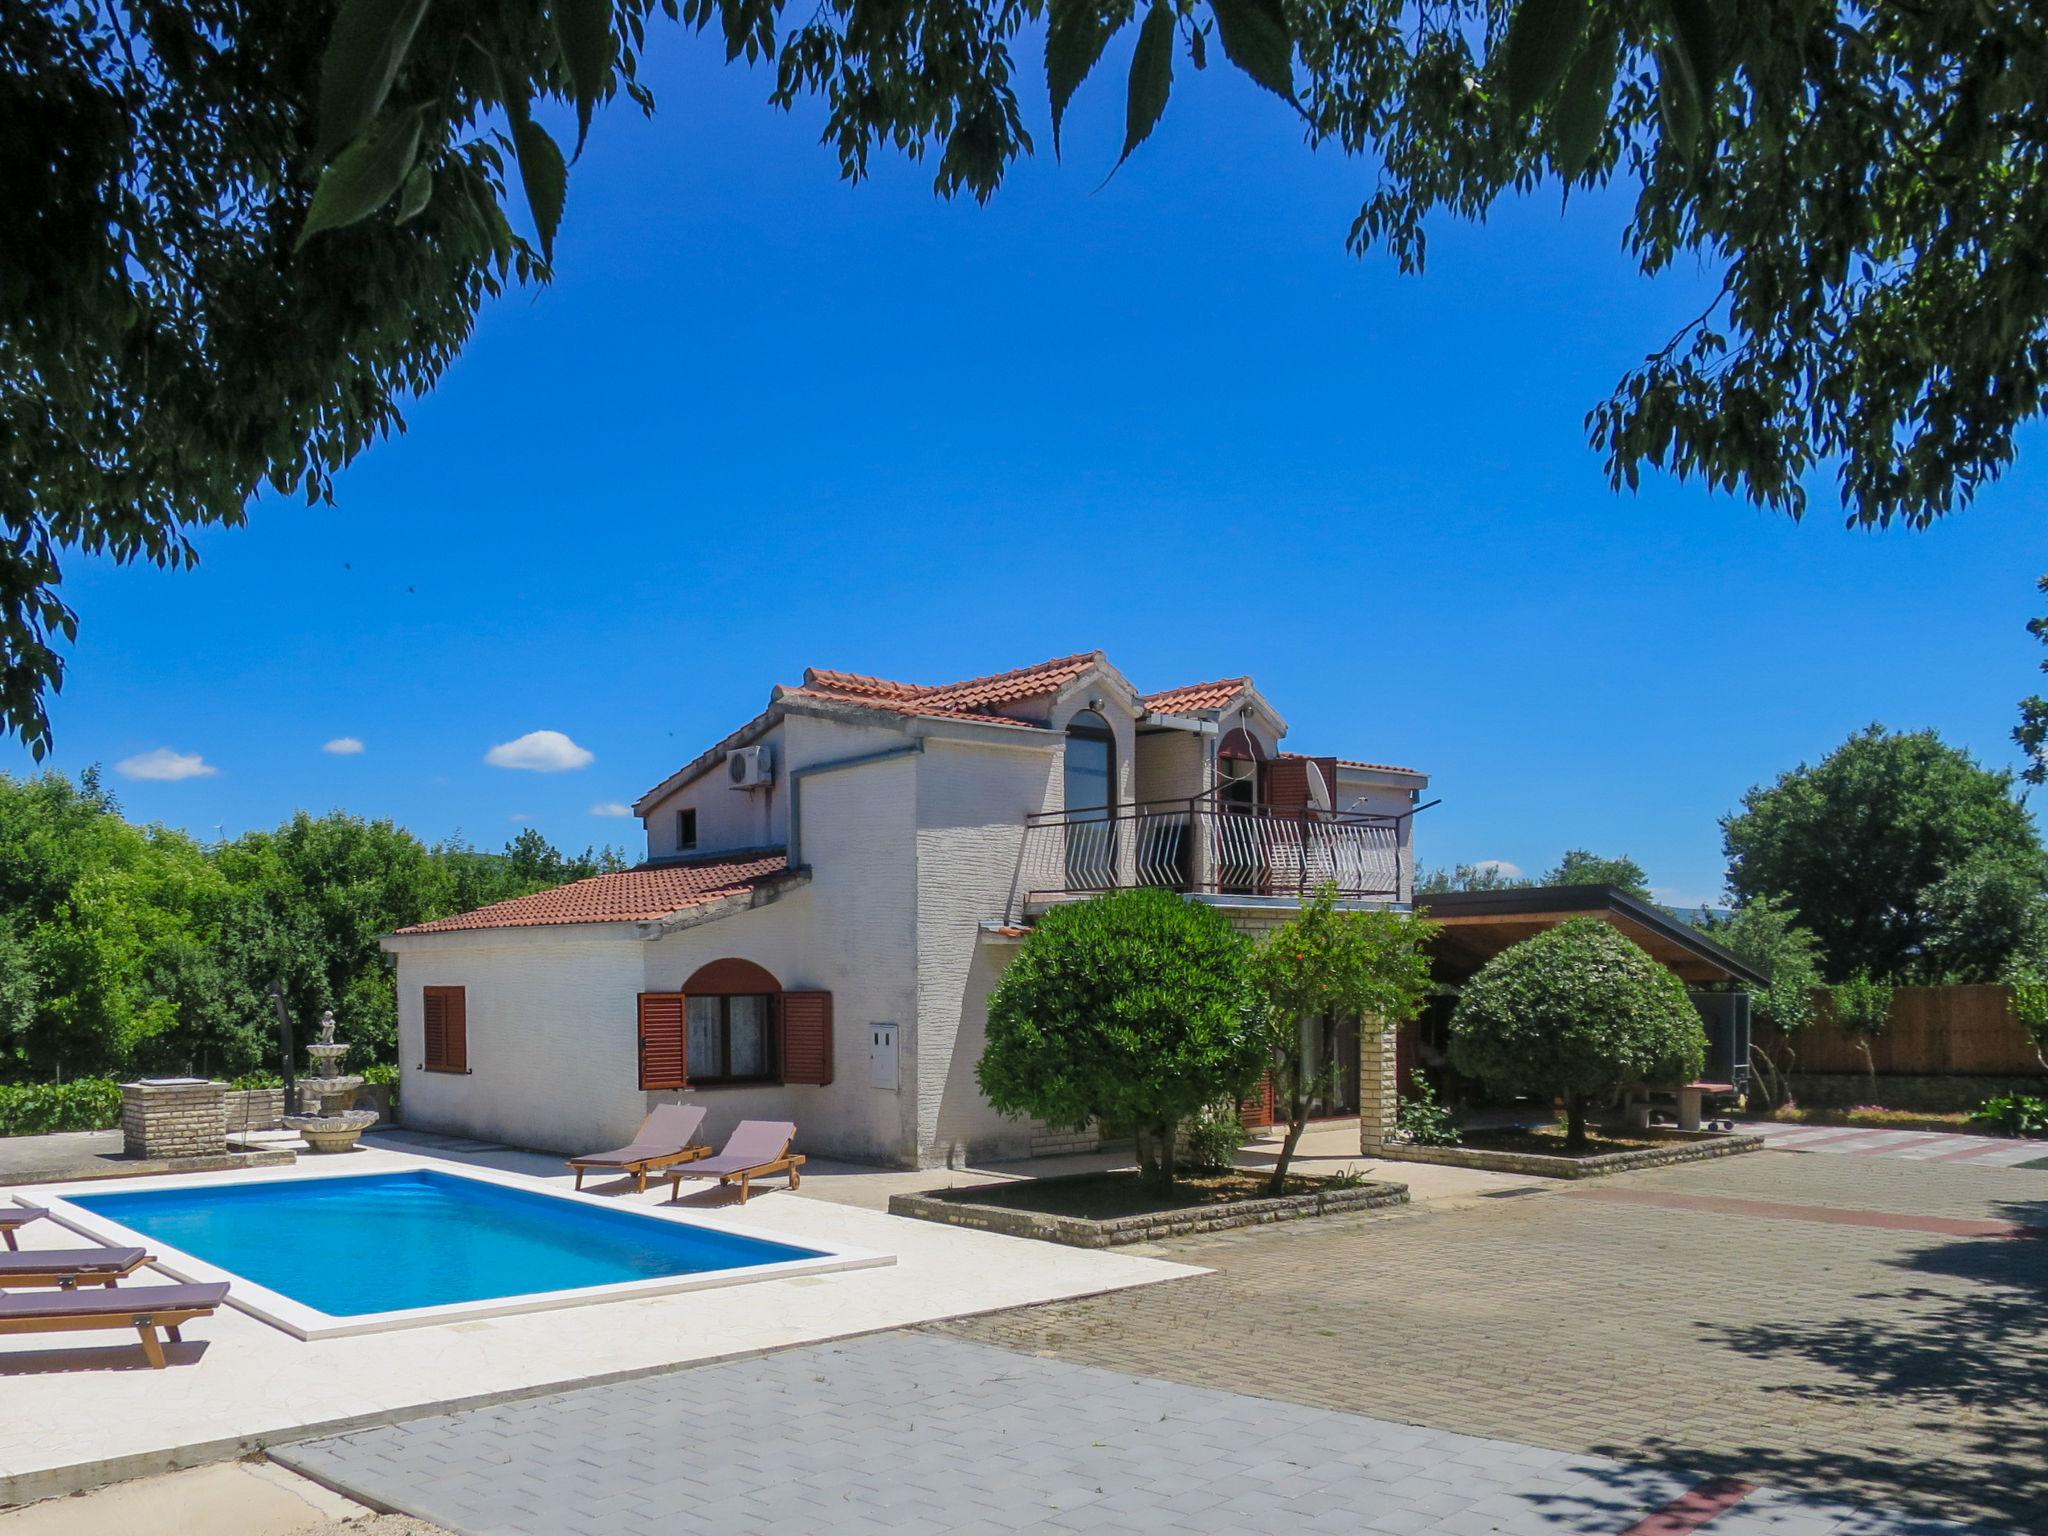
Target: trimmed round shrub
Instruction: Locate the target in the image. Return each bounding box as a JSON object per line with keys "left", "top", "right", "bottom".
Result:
{"left": 1449, "top": 917, "right": 1707, "bottom": 1148}
{"left": 978, "top": 888, "right": 1263, "bottom": 1186}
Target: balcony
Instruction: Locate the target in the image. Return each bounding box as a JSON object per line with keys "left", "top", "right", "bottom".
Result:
{"left": 1008, "top": 793, "right": 1405, "bottom": 920}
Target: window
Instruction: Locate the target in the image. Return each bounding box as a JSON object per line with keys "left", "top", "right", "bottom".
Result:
{"left": 686, "top": 994, "right": 777, "bottom": 1084}
{"left": 422, "top": 986, "right": 468, "bottom": 1073}
{"left": 676, "top": 807, "right": 698, "bottom": 851}
{"left": 1064, "top": 709, "right": 1116, "bottom": 890}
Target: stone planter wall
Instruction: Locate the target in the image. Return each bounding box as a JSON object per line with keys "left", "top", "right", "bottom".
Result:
{"left": 1370, "top": 1129, "right": 1763, "bottom": 1180}
{"left": 224, "top": 1087, "right": 286, "bottom": 1133}
{"left": 356, "top": 1082, "right": 396, "bottom": 1124}
{"left": 120, "top": 1078, "right": 226, "bottom": 1159}
{"left": 889, "top": 1175, "right": 1410, "bottom": 1248}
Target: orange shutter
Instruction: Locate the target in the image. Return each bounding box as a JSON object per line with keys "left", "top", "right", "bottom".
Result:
{"left": 1238, "top": 1074, "right": 1275, "bottom": 1129}
{"left": 638, "top": 993, "right": 688, "bottom": 1090}
{"left": 779, "top": 992, "right": 834, "bottom": 1086}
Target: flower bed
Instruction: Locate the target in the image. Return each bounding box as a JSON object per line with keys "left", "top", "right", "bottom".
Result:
{"left": 889, "top": 1169, "right": 1410, "bottom": 1248}
{"left": 1370, "top": 1127, "right": 1763, "bottom": 1179}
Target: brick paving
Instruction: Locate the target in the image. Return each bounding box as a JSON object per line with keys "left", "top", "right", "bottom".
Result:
{"left": 1743, "top": 1123, "right": 2047, "bottom": 1169}
{"left": 940, "top": 1151, "right": 2048, "bottom": 1532}
{"left": 274, "top": 1332, "right": 2002, "bottom": 1536}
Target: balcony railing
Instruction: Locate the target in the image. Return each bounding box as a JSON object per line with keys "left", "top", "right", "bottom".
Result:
{"left": 1008, "top": 794, "right": 1404, "bottom": 919}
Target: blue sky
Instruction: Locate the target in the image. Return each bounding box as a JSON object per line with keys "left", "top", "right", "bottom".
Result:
{"left": 13, "top": 26, "right": 2044, "bottom": 906}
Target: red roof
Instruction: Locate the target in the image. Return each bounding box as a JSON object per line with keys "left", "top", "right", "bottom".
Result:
{"left": 787, "top": 652, "right": 1103, "bottom": 726}
{"left": 395, "top": 854, "right": 793, "bottom": 934}
{"left": 1143, "top": 678, "right": 1250, "bottom": 714}
{"left": 1281, "top": 750, "right": 1424, "bottom": 776}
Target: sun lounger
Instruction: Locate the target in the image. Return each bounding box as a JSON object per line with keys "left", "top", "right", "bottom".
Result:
{"left": 0, "top": 1246, "right": 151, "bottom": 1289}
{"left": 0, "top": 1281, "right": 229, "bottom": 1368}
{"left": 567, "top": 1103, "right": 710, "bottom": 1192}
{"left": 666, "top": 1120, "right": 805, "bottom": 1203}
{"left": 0, "top": 1203, "right": 47, "bottom": 1251}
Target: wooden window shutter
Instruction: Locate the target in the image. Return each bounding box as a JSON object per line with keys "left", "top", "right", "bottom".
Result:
{"left": 445, "top": 987, "right": 467, "bottom": 1072}
{"left": 1238, "top": 1073, "right": 1275, "bottom": 1130}
{"left": 638, "top": 993, "right": 688, "bottom": 1091}
{"left": 1263, "top": 757, "right": 1310, "bottom": 816}
{"left": 423, "top": 986, "right": 467, "bottom": 1073}
{"left": 778, "top": 992, "right": 833, "bottom": 1086}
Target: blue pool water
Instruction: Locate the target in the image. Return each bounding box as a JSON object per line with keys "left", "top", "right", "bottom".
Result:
{"left": 71, "top": 1170, "right": 828, "bottom": 1316}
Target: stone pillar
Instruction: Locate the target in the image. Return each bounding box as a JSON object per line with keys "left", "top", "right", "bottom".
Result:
{"left": 121, "top": 1078, "right": 226, "bottom": 1159}
{"left": 1359, "top": 1018, "right": 1398, "bottom": 1154}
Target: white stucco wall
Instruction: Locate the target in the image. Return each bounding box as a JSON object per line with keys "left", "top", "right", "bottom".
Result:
{"left": 392, "top": 928, "right": 647, "bottom": 1154}
{"left": 913, "top": 737, "right": 1061, "bottom": 1163}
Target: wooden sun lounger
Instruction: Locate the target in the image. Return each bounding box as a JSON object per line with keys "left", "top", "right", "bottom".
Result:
{"left": 0, "top": 1281, "right": 229, "bottom": 1368}
{"left": 0, "top": 1245, "right": 152, "bottom": 1289}
{"left": 567, "top": 1103, "right": 711, "bottom": 1192}
{"left": 667, "top": 1120, "right": 805, "bottom": 1204}
{"left": 0, "top": 1203, "right": 47, "bottom": 1251}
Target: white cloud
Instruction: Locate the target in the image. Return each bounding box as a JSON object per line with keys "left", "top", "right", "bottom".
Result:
{"left": 589, "top": 802, "right": 634, "bottom": 817}
{"left": 322, "top": 736, "right": 365, "bottom": 755}
{"left": 1472, "top": 859, "right": 1523, "bottom": 878}
{"left": 484, "top": 730, "right": 595, "bottom": 773}
{"left": 508, "top": 812, "right": 535, "bottom": 823}
{"left": 116, "top": 747, "right": 219, "bottom": 782}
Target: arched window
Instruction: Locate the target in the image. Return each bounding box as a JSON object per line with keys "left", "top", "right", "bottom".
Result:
{"left": 1217, "top": 726, "right": 1265, "bottom": 808}
{"left": 682, "top": 959, "right": 781, "bottom": 1084}
{"left": 1065, "top": 710, "right": 1117, "bottom": 890}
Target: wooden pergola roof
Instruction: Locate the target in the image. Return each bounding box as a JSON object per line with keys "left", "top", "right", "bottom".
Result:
{"left": 1417, "top": 886, "right": 1767, "bottom": 988}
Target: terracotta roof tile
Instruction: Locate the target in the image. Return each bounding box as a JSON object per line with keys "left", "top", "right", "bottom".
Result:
{"left": 395, "top": 854, "right": 792, "bottom": 934}
{"left": 1143, "top": 678, "right": 1250, "bottom": 714}
{"left": 1281, "top": 750, "right": 1424, "bottom": 776}
{"left": 791, "top": 652, "right": 1101, "bottom": 726}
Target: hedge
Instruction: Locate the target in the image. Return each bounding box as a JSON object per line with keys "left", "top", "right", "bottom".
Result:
{"left": 0, "top": 1078, "right": 124, "bottom": 1137}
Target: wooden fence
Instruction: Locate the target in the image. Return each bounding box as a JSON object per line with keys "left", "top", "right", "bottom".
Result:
{"left": 1755, "top": 983, "right": 2045, "bottom": 1077}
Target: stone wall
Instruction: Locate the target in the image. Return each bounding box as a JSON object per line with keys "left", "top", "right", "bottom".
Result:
{"left": 121, "top": 1079, "right": 225, "bottom": 1159}
{"left": 224, "top": 1087, "right": 286, "bottom": 1133}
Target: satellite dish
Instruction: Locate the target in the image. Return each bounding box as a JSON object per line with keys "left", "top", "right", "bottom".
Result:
{"left": 1304, "top": 760, "right": 1333, "bottom": 813}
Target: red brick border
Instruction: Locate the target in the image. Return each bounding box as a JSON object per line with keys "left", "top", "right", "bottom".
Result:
{"left": 1620, "top": 1476, "right": 1755, "bottom": 1536}
{"left": 1565, "top": 1185, "right": 2045, "bottom": 1239}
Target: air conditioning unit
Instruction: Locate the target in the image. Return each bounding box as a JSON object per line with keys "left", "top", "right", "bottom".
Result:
{"left": 726, "top": 744, "right": 775, "bottom": 789}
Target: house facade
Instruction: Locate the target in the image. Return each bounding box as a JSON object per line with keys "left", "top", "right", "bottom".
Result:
{"left": 381, "top": 652, "right": 1431, "bottom": 1168}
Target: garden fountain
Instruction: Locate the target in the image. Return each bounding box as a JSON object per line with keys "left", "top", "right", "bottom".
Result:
{"left": 282, "top": 1011, "right": 379, "bottom": 1153}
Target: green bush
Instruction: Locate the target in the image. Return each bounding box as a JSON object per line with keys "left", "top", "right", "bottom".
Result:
{"left": 361, "top": 1062, "right": 399, "bottom": 1086}
{"left": 1394, "top": 1077, "right": 1462, "bottom": 1146}
{"left": 0, "top": 1078, "right": 123, "bottom": 1136}
{"left": 227, "top": 1071, "right": 283, "bottom": 1090}
{"left": 1973, "top": 1093, "right": 2048, "bottom": 1138}
{"left": 1178, "top": 1103, "right": 1249, "bottom": 1173}
{"left": 1450, "top": 917, "right": 1707, "bottom": 1149}
{"left": 979, "top": 888, "right": 1263, "bottom": 1188}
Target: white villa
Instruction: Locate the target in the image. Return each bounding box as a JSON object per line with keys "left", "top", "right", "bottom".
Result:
{"left": 382, "top": 651, "right": 1432, "bottom": 1168}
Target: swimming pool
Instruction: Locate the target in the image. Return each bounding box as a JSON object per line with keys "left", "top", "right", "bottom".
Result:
{"left": 51, "top": 1167, "right": 889, "bottom": 1337}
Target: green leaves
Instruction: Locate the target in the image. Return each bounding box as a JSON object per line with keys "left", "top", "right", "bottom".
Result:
{"left": 315, "top": 0, "right": 431, "bottom": 161}
{"left": 513, "top": 120, "right": 567, "bottom": 261}
{"left": 395, "top": 162, "right": 434, "bottom": 222}
{"left": 553, "top": 0, "right": 617, "bottom": 154}
{"left": 1117, "top": 3, "right": 1175, "bottom": 172}
{"left": 1502, "top": 0, "right": 1589, "bottom": 120}
{"left": 1046, "top": 0, "right": 1118, "bottom": 158}
{"left": 296, "top": 108, "right": 424, "bottom": 249}
{"left": 1549, "top": 26, "right": 1617, "bottom": 176}
{"left": 1208, "top": 0, "right": 1293, "bottom": 102}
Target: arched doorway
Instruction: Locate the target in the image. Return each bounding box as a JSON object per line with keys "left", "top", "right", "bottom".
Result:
{"left": 1064, "top": 709, "right": 1117, "bottom": 891}
{"left": 682, "top": 959, "right": 781, "bottom": 1084}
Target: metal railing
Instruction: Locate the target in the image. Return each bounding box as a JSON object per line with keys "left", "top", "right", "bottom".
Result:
{"left": 1008, "top": 794, "right": 1404, "bottom": 918}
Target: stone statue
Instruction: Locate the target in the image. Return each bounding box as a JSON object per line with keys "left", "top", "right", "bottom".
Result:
{"left": 318, "top": 1010, "right": 337, "bottom": 1045}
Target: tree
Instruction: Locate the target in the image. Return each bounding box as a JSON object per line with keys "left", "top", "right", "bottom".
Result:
{"left": 9, "top": 0, "right": 2043, "bottom": 755}
{"left": 1247, "top": 889, "right": 1433, "bottom": 1191}
{"left": 2017, "top": 575, "right": 2048, "bottom": 788}
{"left": 1723, "top": 726, "right": 2046, "bottom": 984}
{"left": 1417, "top": 862, "right": 1531, "bottom": 895}
{"left": 1449, "top": 916, "right": 1705, "bottom": 1149}
{"left": 1693, "top": 893, "right": 1823, "bottom": 1107}
{"left": 1541, "top": 850, "right": 1651, "bottom": 899}
{"left": 978, "top": 888, "right": 1263, "bottom": 1189}
{"left": 1828, "top": 971, "right": 1893, "bottom": 1101}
